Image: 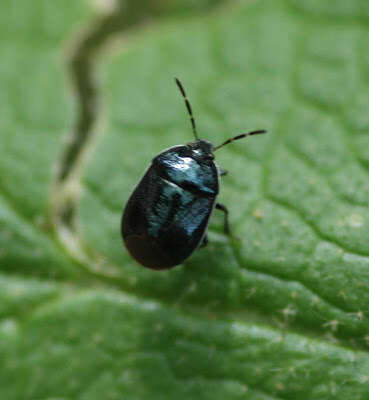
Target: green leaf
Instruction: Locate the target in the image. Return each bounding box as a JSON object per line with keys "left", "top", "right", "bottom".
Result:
{"left": 2, "top": 0, "right": 369, "bottom": 399}
{"left": 0, "top": 0, "right": 93, "bottom": 278}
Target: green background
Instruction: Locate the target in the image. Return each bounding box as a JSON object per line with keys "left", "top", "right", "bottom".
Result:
{"left": 1, "top": 0, "right": 369, "bottom": 398}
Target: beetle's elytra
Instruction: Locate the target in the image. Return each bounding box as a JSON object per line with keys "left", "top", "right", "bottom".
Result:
{"left": 121, "top": 78, "right": 267, "bottom": 270}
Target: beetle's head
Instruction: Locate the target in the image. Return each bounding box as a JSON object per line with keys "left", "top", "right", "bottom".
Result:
{"left": 187, "top": 139, "right": 214, "bottom": 161}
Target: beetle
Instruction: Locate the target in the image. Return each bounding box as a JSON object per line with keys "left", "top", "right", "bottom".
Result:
{"left": 121, "top": 78, "right": 266, "bottom": 270}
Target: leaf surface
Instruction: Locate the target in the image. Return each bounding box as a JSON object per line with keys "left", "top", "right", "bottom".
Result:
{"left": 2, "top": 0, "right": 369, "bottom": 398}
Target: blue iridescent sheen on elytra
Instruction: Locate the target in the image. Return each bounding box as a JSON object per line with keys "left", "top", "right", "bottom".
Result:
{"left": 122, "top": 139, "right": 219, "bottom": 269}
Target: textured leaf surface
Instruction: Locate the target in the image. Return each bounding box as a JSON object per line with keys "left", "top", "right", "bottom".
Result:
{"left": 0, "top": 0, "right": 93, "bottom": 278}
{"left": 1, "top": 0, "right": 369, "bottom": 399}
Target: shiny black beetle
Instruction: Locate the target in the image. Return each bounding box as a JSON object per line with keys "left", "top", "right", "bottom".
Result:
{"left": 121, "top": 78, "right": 266, "bottom": 270}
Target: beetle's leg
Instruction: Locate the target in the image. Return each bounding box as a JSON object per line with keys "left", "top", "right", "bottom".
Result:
{"left": 200, "top": 234, "right": 208, "bottom": 248}
{"left": 220, "top": 169, "right": 228, "bottom": 177}
{"left": 216, "top": 202, "right": 232, "bottom": 236}
{"left": 216, "top": 204, "right": 240, "bottom": 240}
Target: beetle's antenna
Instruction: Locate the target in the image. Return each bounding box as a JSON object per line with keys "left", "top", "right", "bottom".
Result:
{"left": 175, "top": 78, "right": 199, "bottom": 140}
{"left": 213, "top": 130, "right": 267, "bottom": 151}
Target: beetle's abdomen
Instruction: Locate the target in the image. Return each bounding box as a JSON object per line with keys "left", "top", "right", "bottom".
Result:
{"left": 122, "top": 166, "right": 215, "bottom": 269}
